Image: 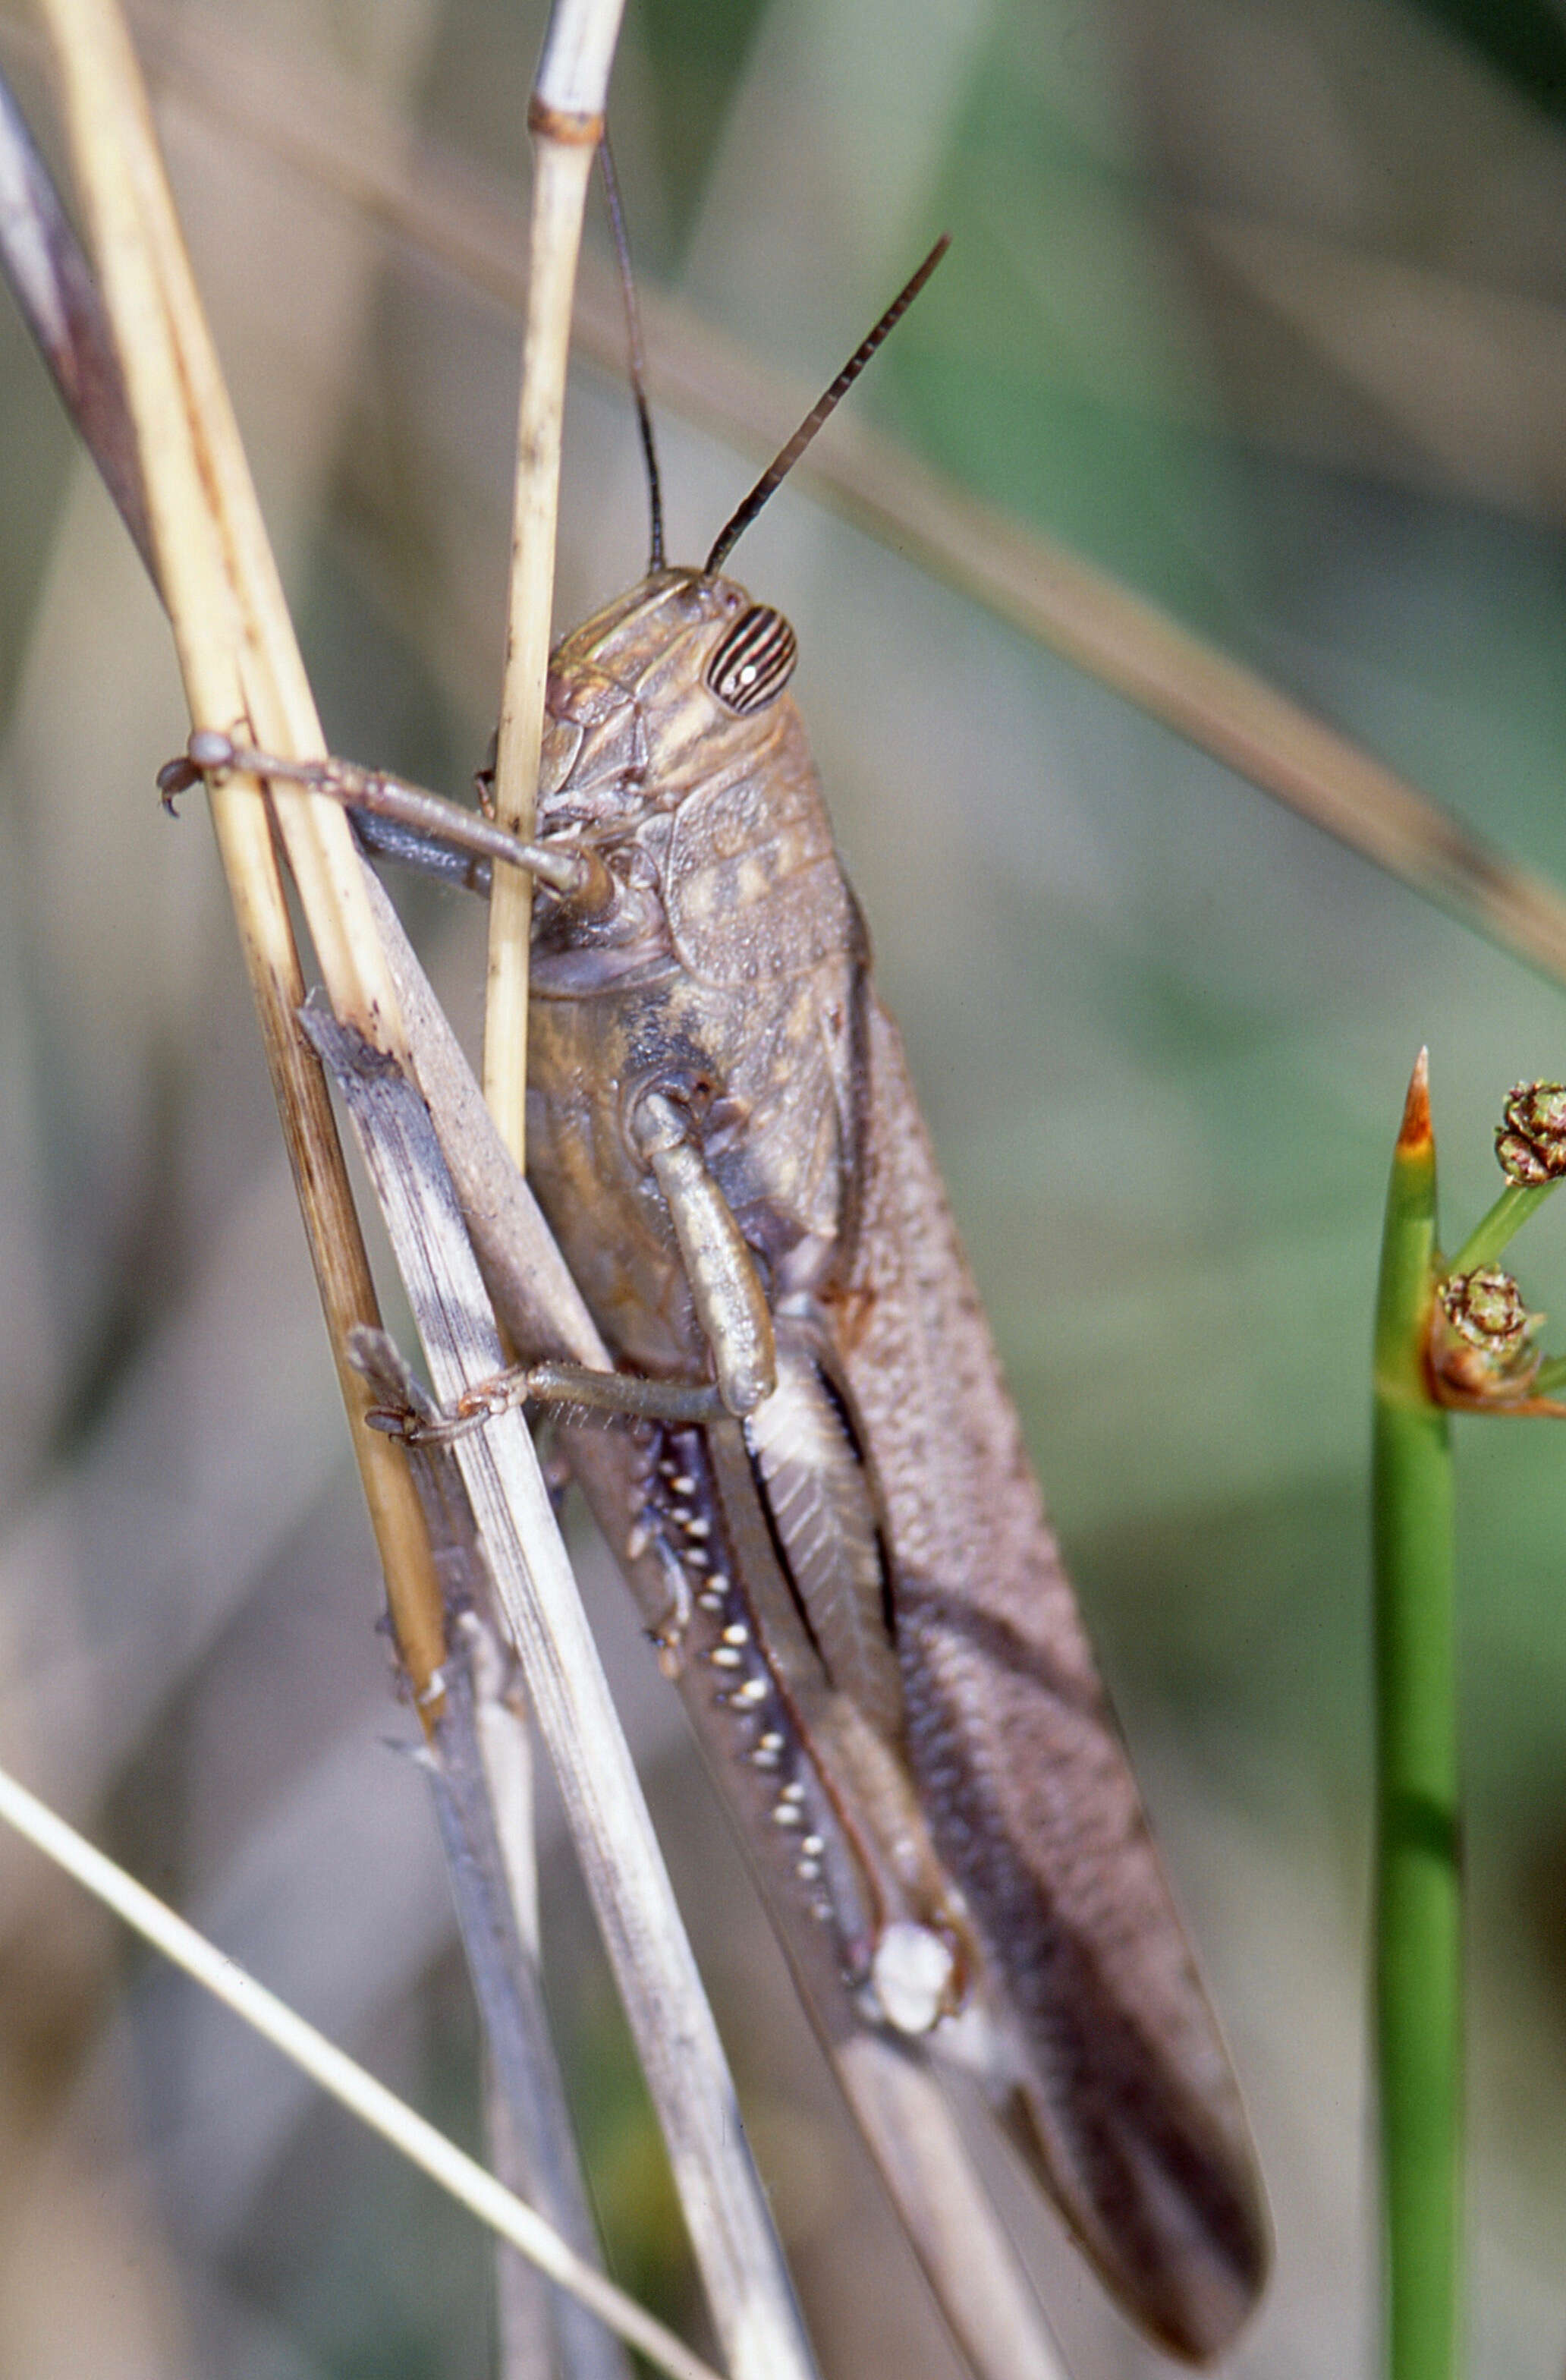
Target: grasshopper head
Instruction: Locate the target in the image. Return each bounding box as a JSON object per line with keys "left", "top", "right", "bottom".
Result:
{"left": 539, "top": 567, "right": 800, "bottom": 834}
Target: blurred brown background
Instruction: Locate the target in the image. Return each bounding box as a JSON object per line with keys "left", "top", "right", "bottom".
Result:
{"left": 3, "top": 0, "right": 1566, "bottom": 2372}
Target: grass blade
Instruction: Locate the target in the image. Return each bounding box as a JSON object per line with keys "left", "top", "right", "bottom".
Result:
{"left": 1371, "top": 1050, "right": 1461, "bottom": 2380}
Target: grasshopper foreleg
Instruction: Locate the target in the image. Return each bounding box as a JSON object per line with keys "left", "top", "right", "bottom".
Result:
{"left": 160, "top": 731, "right": 612, "bottom": 910}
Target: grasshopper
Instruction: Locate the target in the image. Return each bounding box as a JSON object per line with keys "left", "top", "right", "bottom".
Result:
{"left": 181, "top": 238, "right": 1269, "bottom": 2365}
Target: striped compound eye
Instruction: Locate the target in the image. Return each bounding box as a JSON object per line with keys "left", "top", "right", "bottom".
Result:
{"left": 706, "top": 605, "right": 798, "bottom": 714}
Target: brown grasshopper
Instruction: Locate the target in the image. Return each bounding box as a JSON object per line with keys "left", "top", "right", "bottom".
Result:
{"left": 181, "top": 240, "right": 1269, "bottom": 2364}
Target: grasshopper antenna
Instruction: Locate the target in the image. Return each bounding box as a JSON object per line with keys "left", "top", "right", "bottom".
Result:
{"left": 704, "top": 234, "right": 950, "bottom": 577}
{"left": 598, "top": 136, "right": 665, "bottom": 571}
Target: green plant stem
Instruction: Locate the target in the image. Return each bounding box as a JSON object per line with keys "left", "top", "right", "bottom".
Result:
{"left": 1447, "top": 1180, "right": 1555, "bottom": 1275}
{"left": 1372, "top": 1053, "right": 1461, "bottom": 2380}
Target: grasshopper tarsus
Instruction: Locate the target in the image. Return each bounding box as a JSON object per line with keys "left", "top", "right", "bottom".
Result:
{"left": 364, "top": 1396, "right": 495, "bottom": 1446}
{"left": 156, "top": 752, "right": 199, "bottom": 811}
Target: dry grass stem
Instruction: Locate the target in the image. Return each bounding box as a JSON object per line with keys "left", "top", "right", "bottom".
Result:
{"left": 429, "top": 1657, "right": 634, "bottom": 2380}
{"left": 483, "top": 130, "right": 594, "bottom": 1160}
{"left": 310, "top": 1009, "right": 819, "bottom": 2380}
{"left": 483, "top": 0, "right": 626, "bottom": 1160}
{"left": 39, "top": 0, "right": 448, "bottom": 1697}
{"left": 344, "top": 1328, "right": 624, "bottom": 2380}
{"left": 832, "top": 2034, "right": 1069, "bottom": 2380}
{"left": 0, "top": 1758, "right": 723, "bottom": 2380}
{"left": 0, "top": 65, "right": 153, "bottom": 568}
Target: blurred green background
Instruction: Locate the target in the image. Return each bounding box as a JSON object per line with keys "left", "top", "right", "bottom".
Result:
{"left": 3, "top": 0, "right": 1566, "bottom": 2372}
